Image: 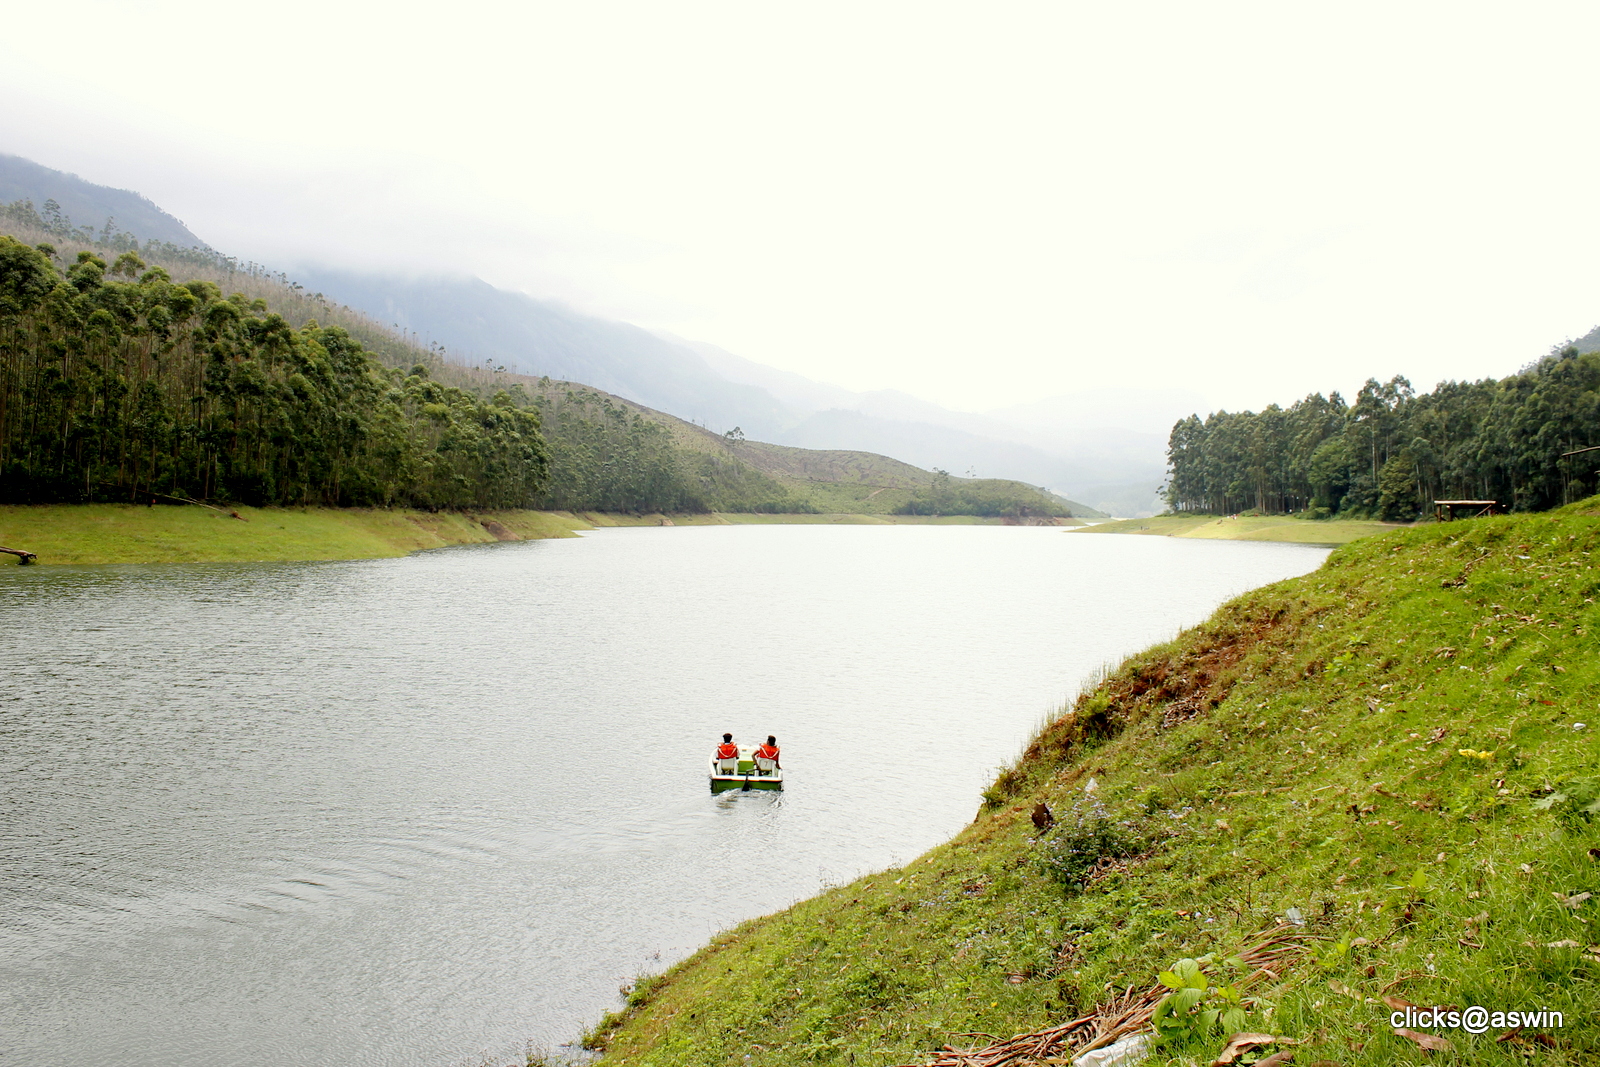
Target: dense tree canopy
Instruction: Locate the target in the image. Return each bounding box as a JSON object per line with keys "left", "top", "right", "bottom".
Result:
{"left": 1165, "top": 356, "right": 1600, "bottom": 518}
{"left": 0, "top": 236, "right": 549, "bottom": 508}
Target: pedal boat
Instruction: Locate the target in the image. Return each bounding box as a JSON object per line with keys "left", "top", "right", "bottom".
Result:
{"left": 709, "top": 745, "right": 783, "bottom": 793}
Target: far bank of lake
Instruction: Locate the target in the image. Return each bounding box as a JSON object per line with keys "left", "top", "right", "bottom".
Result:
{"left": 1075, "top": 511, "right": 1405, "bottom": 544}
{"left": 0, "top": 504, "right": 1082, "bottom": 566}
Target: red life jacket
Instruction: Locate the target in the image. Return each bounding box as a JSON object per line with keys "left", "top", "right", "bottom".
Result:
{"left": 754, "top": 744, "right": 779, "bottom": 761}
{"left": 716, "top": 743, "right": 739, "bottom": 760}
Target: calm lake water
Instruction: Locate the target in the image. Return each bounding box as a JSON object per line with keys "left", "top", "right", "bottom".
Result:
{"left": 0, "top": 525, "right": 1329, "bottom": 1067}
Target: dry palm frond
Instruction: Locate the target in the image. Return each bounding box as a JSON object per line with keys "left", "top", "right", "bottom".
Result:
{"left": 898, "top": 926, "right": 1313, "bottom": 1067}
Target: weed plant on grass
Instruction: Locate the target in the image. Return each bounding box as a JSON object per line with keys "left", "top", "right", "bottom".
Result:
{"left": 591, "top": 501, "right": 1600, "bottom": 1067}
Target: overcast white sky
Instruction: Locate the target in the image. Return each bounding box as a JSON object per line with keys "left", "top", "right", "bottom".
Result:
{"left": 3, "top": 1, "right": 1599, "bottom": 413}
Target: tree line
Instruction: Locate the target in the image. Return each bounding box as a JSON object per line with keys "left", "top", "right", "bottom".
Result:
{"left": 0, "top": 236, "right": 549, "bottom": 509}
{"left": 1164, "top": 352, "right": 1600, "bottom": 519}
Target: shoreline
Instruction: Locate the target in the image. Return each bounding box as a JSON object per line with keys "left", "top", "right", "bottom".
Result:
{"left": 1073, "top": 511, "right": 1407, "bottom": 545}
{"left": 0, "top": 505, "right": 1083, "bottom": 566}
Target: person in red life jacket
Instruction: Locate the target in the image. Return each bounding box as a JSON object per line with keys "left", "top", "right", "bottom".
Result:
{"left": 753, "top": 736, "right": 780, "bottom": 775}
{"left": 714, "top": 733, "right": 739, "bottom": 773}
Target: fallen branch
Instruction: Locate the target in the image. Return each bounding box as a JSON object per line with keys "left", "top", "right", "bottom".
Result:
{"left": 147, "top": 492, "right": 248, "bottom": 520}
{"left": 899, "top": 926, "right": 1313, "bottom": 1067}
{"left": 0, "top": 545, "right": 37, "bottom": 564}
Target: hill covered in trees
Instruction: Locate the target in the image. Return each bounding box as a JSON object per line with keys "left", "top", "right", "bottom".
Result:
{"left": 0, "top": 214, "right": 1088, "bottom": 519}
{"left": 1, "top": 156, "right": 1151, "bottom": 511}
{"left": 1165, "top": 356, "right": 1600, "bottom": 519}
{"left": 0, "top": 236, "right": 549, "bottom": 509}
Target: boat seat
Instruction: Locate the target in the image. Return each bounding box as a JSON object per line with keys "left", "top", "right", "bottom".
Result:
{"left": 754, "top": 757, "right": 777, "bottom": 775}
{"left": 717, "top": 758, "right": 738, "bottom": 774}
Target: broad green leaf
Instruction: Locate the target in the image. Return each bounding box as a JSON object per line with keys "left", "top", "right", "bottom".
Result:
{"left": 1158, "top": 971, "right": 1185, "bottom": 990}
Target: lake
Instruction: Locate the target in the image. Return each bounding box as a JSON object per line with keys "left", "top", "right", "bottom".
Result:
{"left": 0, "top": 525, "right": 1330, "bottom": 1066}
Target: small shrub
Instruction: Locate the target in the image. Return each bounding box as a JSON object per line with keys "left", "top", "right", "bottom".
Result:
{"left": 1035, "top": 791, "right": 1140, "bottom": 890}
{"left": 1150, "top": 956, "right": 1249, "bottom": 1046}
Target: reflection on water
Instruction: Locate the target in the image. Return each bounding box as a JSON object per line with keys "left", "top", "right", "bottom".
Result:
{"left": 0, "top": 525, "right": 1328, "bottom": 1066}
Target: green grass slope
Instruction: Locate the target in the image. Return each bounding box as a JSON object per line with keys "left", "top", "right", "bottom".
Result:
{"left": 0, "top": 505, "right": 590, "bottom": 565}
{"left": 589, "top": 502, "right": 1600, "bottom": 1067}
{"left": 1079, "top": 514, "right": 1404, "bottom": 545}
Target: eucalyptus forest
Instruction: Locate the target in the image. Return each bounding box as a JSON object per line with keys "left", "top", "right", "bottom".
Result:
{"left": 1164, "top": 355, "right": 1600, "bottom": 518}
{"left": 1, "top": 205, "right": 1072, "bottom": 519}
{"left": 0, "top": 235, "right": 549, "bottom": 509}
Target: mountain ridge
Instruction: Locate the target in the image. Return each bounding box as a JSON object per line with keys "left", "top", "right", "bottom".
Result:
{"left": 0, "top": 153, "right": 207, "bottom": 248}
{"left": 0, "top": 151, "right": 1161, "bottom": 512}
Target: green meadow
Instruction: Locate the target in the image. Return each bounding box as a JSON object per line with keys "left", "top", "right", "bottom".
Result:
{"left": 0, "top": 504, "right": 592, "bottom": 565}
{"left": 1078, "top": 513, "right": 1404, "bottom": 545}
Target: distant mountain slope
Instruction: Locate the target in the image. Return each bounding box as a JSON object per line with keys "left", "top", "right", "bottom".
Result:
{"left": 0, "top": 151, "right": 1163, "bottom": 512}
{"left": 290, "top": 268, "right": 792, "bottom": 439}
{"left": 0, "top": 153, "right": 208, "bottom": 247}
{"left": 694, "top": 339, "right": 1173, "bottom": 514}
{"left": 292, "top": 269, "right": 1146, "bottom": 506}
{"left": 519, "top": 379, "right": 1105, "bottom": 517}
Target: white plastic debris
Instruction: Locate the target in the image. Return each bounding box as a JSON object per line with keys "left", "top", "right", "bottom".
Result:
{"left": 1073, "top": 1033, "right": 1152, "bottom": 1067}
{"left": 1084, "top": 777, "right": 1099, "bottom": 793}
{"left": 1284, "top": 906, "right": 1306, "bottom": 926}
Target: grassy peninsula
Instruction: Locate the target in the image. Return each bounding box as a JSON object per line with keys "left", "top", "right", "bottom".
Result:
{"left": 587, "top": 501, "right": 1600, "bottom": 1067}
{"left": 1077, "top": 513, "right": 1403, "bottom": 545}
{"left": 0, "top": 504, "right": 597, "bottom": 565}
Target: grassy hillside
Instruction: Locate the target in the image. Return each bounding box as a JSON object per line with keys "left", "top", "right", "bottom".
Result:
{"left": 0, "top": 505, "right": 591, "bottom": 565}
{"left": 588, "top": 501, "right": 1600, "bottom": 1067}
{"left": 1079, "top": 514, "right": 1404, "bottom": 545}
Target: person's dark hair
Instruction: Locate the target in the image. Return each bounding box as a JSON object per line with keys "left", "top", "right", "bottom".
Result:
{"left": 767, "top": 735, "right": 776, "bottom": 745}
{"left": 722, "top": 733, "right": 733, "bottom": 742}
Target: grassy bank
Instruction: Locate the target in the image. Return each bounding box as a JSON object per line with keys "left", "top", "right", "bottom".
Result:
{"left": 0, "top": 506, "right": 1085, "bottom": 565}
{"left": 1078, "top": 513, "right": 1404, "bottom": 545}
{"left": 0, "top": 504, "right": 595, "bottom": 565}
{"left": 712, "top": 514, "right": 1083, "bottom": 527}
{"left": 589, "top": 501, "right": 1600, "bottom": 1067}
